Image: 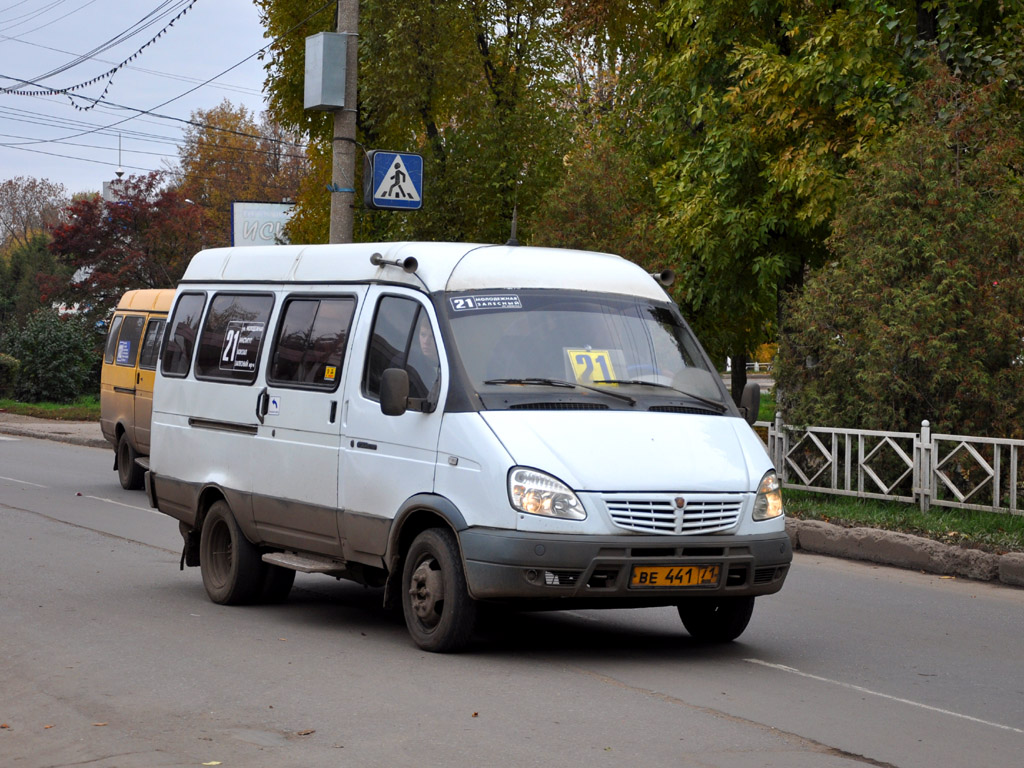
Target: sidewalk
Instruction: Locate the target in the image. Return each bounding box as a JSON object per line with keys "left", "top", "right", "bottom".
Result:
{"left": 1, "top": 409, "right": 1021, "bottom": 588}
{"left": 0, "top": 411, "right": 108, "bottom": 449}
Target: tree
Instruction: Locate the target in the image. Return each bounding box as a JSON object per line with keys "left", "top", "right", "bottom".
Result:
{"left": 256, "top": 0, "right": 573, "bottom": 245}
{"left": 0, "top": 176, "right": 67, "bottom": 253}
{"left": 531, "top": 125, "right": 664, "bottom": 267}
{"left": 0, "top": 234, "right": 69, "bottom": 331}
{"left": 0, "top": 308, "right": 95, "bottom": 403}
{"left": 775, "top": 61, "right": 1024, "bottom": 438}
{"left": 44, "top": 173, "right": 201, "bottom": 326}
{"left": 175, "top": 100, "right": 308, "bottom": 247}
{"left": 643, "top": 0, "right": 1024, "bottom": 398}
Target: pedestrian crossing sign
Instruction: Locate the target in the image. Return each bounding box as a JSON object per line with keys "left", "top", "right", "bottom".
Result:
{"left": 364, "top": 150, "right": 423, "bottom": 210}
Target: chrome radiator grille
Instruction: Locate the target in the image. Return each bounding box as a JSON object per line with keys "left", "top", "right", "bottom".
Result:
{"left": 602, "top": 493, "right": 745, "bottom": 535}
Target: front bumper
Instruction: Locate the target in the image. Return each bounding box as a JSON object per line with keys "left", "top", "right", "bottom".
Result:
{"left": 460, "top": 528, "right": 792, "bottom": 603}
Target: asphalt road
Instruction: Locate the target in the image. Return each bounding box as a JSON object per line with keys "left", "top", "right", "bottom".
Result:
{"left": 1, "top": 435, "right": 1022, "bottom": 768}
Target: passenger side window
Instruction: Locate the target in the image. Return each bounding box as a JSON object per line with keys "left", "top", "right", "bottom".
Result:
{"left": 269, "top": 297, "right": 356, "bottom": 390}
{"left": 103, "top": 315, "right": 125, "bottom": 365}
{"left": 195, "top": 293, "right": 274, "bottom": 384}
{"left": 114, "top": 315, "right": 146, "bottom": 368}
{"left": 138, "top": 319, "right": 166, "bottom": 371}
{"left": 364, "top": 296, "right": 440, "bottom": 402}
{"left": 161, "top": 293, "right": 206, "bottom": 378}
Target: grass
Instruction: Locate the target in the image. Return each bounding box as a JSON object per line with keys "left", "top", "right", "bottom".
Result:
{"left": 0, "top": 395, "right": 100, "bottom": 421}
{"left": 785, "top": 489, "right": 1024, "bottom": 555}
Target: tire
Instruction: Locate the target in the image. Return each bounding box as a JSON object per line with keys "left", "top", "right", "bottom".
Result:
{"left": 199, "top": 500, "right": 264, "bottom": 605}
{"left": 260, "top": 564, "right": 295, "bottom": 604}
{"left": 402, "top": 528, "right": 477, "bottom": 653}
{"left": 677, "top": 596, "right": 755, "bottom": 643}
{"left": 116, "top": 433, "right": 144, "bottom": 490}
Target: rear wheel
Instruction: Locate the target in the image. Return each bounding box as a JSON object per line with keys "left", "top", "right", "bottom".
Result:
{"left": 402, "top": 528, "right": 477, "bottom": 653}
{"left": 677, "top": 596, "right": 755, "bottom": 643}
{"left": 116, "top": 433, "right": 144, "bottom": 490}
{"left": 199, "top": 500, "right": 263, "bottom": 605}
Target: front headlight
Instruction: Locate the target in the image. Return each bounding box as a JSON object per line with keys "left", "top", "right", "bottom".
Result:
{"left": 752, "top": 470, "right": 784, "bottom": 521}
{"left": 508, "top": 467, "right": 586, "bottom": 520}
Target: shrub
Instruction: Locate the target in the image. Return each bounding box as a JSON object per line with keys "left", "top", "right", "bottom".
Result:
{"left": 776, "top": 62, "right": 1024, "bottom": 438}
{"left": 0, "top": 352, "right": 19, "bottom": 398}
{"left": 0, "top": 309, "right": 96, "bottom": 403}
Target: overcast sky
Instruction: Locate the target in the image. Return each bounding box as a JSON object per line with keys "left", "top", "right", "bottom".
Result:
{"left": 0, "top": 0, "right": 292, "bottom": 196}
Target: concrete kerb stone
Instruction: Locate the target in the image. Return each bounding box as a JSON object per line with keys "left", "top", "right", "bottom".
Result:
{"left": 999, "top": 552, "right": 1024, "bottom": 587}
{"left": 787, "top": 518, "right": 1020, "bottom": 587}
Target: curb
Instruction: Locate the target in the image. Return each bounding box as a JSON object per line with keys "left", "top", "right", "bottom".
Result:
{"left": 0, "top": 422, "right": 109, "bottom": 450}
{"left": 787, "top": 518, "right": 1024, "bottom": 588}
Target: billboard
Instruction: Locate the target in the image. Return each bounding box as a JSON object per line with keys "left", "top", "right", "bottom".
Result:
{"left": 231, "top": 201, "right": 295, "bottom": 246}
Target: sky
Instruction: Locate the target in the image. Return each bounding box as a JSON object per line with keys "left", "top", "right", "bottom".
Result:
{"left": 0, "top": 0, "right": 285, "bottom": 197}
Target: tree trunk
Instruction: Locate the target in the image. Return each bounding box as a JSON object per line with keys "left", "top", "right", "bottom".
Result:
{"left": 730, "top": 350, "right": 748, "bottom": 407}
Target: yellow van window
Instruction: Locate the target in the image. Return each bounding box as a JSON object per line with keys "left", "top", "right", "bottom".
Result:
{"left": 103, "top": 315, "right": 124, "bottom": 365}
{"left": 115, "top": 316, "right": 146, "bottom": 367}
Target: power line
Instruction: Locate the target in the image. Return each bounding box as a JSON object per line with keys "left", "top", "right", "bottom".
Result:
{"left": 0, "top": 32, "right": 262, "bottom": 98}
{"left": 2, "top": 0, "right": 199, "bottom": 111}
{"left": 0, "top": 0, "right": 334, "bottom": 146}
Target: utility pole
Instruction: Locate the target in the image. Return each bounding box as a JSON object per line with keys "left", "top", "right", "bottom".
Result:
{"left": 329, "top": 0, "right": 359, "bottom": 244}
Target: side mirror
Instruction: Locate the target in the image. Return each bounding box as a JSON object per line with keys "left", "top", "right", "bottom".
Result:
{"left": 380, "top": 368, "right": 410, "bottom": 416}
{"left": 739, "top": 381, "right": 760, "bottom": 426}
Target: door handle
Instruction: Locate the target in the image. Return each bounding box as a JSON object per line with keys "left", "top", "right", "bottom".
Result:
{"left": 256, "top": 387, "right": 269, "bottom": 424}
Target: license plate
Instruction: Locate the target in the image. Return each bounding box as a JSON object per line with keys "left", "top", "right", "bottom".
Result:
{"left": 630, "top": 564, "right": 720, "bottom": 588}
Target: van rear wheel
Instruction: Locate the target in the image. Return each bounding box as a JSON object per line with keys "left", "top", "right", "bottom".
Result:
{"left": 116, "top": 433, "right": 144, "bottom": 490}
{"left": 677, "top": 596, "right": 755, "bottom": 643}
{"left": 199, "top": 501, "right": 263, "bottom": 605}
{"left": 402, "top": 528, "right": 476, "bottom": 653}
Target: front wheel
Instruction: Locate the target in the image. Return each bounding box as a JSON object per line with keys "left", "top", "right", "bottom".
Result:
{"left": 199, "top": 500, "right": 263, "bottom": 605}
{"left": 116, "top": 433, "right": 144, "bottom": 490}
{"left": 677, "top": 596, "right": 755, "bottom": 643}
{"left": 402, "top": 528, "right": 477, "bottom": 653}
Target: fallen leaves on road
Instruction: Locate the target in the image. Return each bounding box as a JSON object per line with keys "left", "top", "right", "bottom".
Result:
{"left": 296, "top": 729, "right": 315, "bottom": 736}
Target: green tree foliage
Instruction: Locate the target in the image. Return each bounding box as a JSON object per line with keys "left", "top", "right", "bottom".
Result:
{"left": 0, "top": 309, "right": 95, "bottom": 403}
{"left": 256, "top": 0, "right": 572, "bottom": 245}
{"left": 775, "top": 61, "right": 1024, "bottom": 438}
{"left": 44, "top": 173, "right": 202, "bottom": 327}
{"left": 0, "top": 234, "right": 69, "bottom": 331}
{"left": 645, "top": 0, "right": 1024, "bottom": 385}
{"left": 646, "top": 0, "right": 911, "bottom": 371}
{"left": 531, "top": 126, "right": 664, "bottom": 266}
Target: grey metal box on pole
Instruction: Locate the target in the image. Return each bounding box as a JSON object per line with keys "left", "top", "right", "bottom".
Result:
{"left": 304, "top": 32, "right": 347, "bottom": 110}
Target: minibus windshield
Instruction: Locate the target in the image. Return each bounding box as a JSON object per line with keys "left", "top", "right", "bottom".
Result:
{"left": 444, "top": 290, "right": 727, "bottom": 408}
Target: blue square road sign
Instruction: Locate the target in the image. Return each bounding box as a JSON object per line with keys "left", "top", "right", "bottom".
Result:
{"left": 365, "top": 151, "right": 423, "bottom": 210}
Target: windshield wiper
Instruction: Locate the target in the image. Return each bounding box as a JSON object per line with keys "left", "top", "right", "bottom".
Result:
{"left": 484, "top": 377, "right": 636, "bottom": 405}
{"left": 593, "top": 379, "right": 728, "bottom": 413}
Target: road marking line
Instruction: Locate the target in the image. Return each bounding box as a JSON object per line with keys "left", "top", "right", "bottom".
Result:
{"left": 0, "top": 475, "right": 46, "bottom": 488}
{"left": 746, "top": 658, "right": 1024, "bottom": 734}
{"left": 84, "top": 495, "right": 155, "bottom": 513}
{"left": 0, "top": 435, "right": 20, "bottom": 441}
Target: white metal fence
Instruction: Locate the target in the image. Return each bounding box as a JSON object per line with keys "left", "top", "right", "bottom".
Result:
{"left": 756, "top": 415, "right": 1024, "bottom": 516}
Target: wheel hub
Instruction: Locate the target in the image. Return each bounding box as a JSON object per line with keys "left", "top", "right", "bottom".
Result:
{"left": 408, "top": 558, "right": 443, "bottom": 626}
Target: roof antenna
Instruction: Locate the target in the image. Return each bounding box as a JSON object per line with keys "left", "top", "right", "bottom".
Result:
{"left": 506, "top": 205, "right": 519, "bottom": 246}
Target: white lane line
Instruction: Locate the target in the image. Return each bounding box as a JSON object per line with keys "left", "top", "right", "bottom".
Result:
{"left": 84, "top": 495, "right": 156, "bottom": 513}
{"left": 746, "top": 658, "right": 1024, "bottom": 735}
{"left": 0, "top": 435, "right": 20, "bottom": 441}
{"left": 0, "top": 474, "right": 46, "bottom": 488}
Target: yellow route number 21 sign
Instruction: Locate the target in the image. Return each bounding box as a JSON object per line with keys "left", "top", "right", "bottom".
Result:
{"left": 566, "top": 349, "right": 617, "bottom": 385}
